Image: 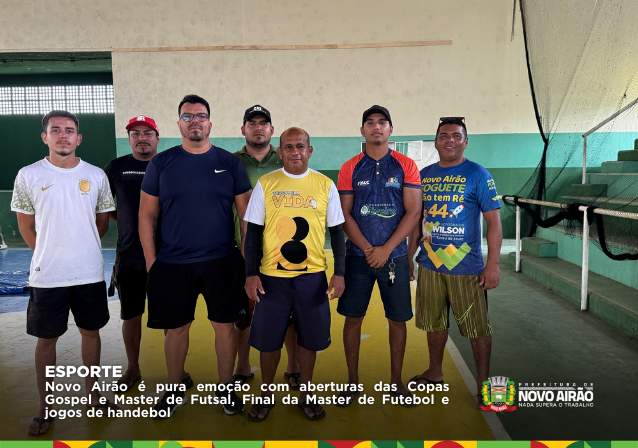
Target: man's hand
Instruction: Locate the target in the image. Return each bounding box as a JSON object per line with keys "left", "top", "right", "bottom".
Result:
{"left": 479, "top": 263, "right": 500, "bottom": 290}
{"left": 326, "top": 275, "right": 345, "bottom": 300}
{"left": 146, "top": 257, "right": 156, "bottom": 273}
{"left": 365, "top": 246, "right": 391, "bottom": 268}
{"left": 409, "top": 259, "right": 415, "bottom": 281}
{"left": 245, "top": 275, "right": 265, "bottom": 302}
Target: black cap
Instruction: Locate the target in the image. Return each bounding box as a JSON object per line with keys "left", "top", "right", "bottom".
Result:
{"left": 243, "top": 105, "right": 271, "bottom": 124}
{"left": 362, "top": 105, "right": 392, "bottom": 126}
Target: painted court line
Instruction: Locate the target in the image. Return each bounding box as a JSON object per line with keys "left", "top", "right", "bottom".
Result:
{"left": 445, "top": 336, "right": 511, "bottom": 441}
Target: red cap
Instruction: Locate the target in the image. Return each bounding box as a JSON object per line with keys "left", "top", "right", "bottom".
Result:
{"left": 126, "top": 115, "right": 159, "bottom": 135}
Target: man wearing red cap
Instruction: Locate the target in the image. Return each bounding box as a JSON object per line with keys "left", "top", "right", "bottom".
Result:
{"left": 104, "top": 115, "right": 194, "bottom": 391}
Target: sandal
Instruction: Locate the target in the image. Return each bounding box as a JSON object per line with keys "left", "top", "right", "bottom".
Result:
{"left": 408, "top": 374, "right": 443, "bottom": 386}
{"left": 247, "top": 401, "right": 276, "bottom": 422}
{"left": 232, "top": 373, "right": 255, "bottom": 385}
{"left": 116, "top": 374, "right": 141, "bottom": 391}
{"left": 284, "top": 372, "right": 301, "bottom": 390}
{"left": 297, "top": 399, "right": 326, "bottom": 420}
{"left": 27, "top": 417, "right": 54, "bottom": 436}
{"left": 335, "top": 389, "right": 360, "bottom": 407}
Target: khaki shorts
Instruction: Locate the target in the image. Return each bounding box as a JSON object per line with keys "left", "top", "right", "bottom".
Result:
{"left": 415, "top": 265, "right": 493, "bottom": 338}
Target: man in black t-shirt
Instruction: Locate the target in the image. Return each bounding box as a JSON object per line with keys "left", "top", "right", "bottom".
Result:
{"left": 105, "top": 116, "right": 194, "bottom": 392}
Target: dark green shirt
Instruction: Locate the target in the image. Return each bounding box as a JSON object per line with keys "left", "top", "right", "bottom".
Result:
{"left": 233, "top": 145, "right": 282, "bottom": 246}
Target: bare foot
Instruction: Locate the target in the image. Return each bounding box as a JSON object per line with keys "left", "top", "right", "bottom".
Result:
{"left": 27, "top": 409, "right": 51, "bottom": 436}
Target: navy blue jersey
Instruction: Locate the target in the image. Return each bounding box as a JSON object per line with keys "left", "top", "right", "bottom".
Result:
{"left": 415, "top": 160, "right": 501, "bottom": 275}
{"left": 338, "top": 149, "right": 421, "bottom": 258}
{"left": 141, "top": 145, "right": 251, "bottom": 263}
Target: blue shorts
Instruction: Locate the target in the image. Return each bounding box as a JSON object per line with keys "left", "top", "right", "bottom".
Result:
{"left": 337, "top": 255, "right": 413, "bottom": 322}
{"left": 248, "top": 272, "right": 331, "bottom": 352}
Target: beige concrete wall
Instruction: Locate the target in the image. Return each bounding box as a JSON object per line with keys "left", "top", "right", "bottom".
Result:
{"left": 1, "top": 0, "right": 538, "bottom": 137}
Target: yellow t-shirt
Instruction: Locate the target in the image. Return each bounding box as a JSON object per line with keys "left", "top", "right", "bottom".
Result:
{"left": 244, "top": 168, "right": 345, "bottom": 278}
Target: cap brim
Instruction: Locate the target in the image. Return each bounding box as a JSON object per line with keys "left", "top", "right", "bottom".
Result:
{"left": 363, "top": 109, "right": 392, "bottom": 125}
{"left": 126, "top": 121, "right": 157, "bottom": 132}
{"left": 244, "top": 112, "right": 271, "bottom": 123}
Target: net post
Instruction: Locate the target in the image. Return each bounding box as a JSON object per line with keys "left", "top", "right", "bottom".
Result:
{"left": 581, "top": 209, "right": 589, "bottom": 310}
{"left": 582, "top": 135, "right": 588, "bottom": 184}
{"left": 515, "top": 205, "right": 521, "bottom": 272}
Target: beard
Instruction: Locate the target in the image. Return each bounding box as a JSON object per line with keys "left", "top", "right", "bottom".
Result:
{"left": 246, "top": 136, "right": 270, "bottom": 149}
{"left": 135, "top": 144, "right": 152, "bottom": 154}
{"left": 181, "top": 126, "right": 209, "bottom": 142}
{"left": 54, "top": 147, "right": 74, "bottom": 157}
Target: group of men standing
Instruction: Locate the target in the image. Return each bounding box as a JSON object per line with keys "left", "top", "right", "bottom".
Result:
{"left": 11, "top": 95, "right": 502, "bottom": 435}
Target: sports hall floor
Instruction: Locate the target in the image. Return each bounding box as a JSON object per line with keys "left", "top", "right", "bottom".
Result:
{"left": 1, "top": 242, "right": 637, "bottom": 441}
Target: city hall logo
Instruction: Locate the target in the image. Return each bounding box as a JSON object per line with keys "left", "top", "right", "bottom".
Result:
{"left": 481, "top": 376, "right": 517, "bottom": 412}
{"left": 518, "top": 382, "right": 594, "bottom": 408}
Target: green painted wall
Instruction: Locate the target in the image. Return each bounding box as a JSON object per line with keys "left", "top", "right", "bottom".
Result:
{"left": 0, "top": 72, "right": 119, "bottom": 246}
{"left": 0, "top": 73, "right": 117, "bottom": 190}
{"left": 115, "top": 132, "right": 637, "bottom": 238}
{"left": 537, "top": 226, "right": 638, "bottom": 290}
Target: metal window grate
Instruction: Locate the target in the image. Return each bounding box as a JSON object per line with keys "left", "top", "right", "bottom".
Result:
{"left": 0, "top": 85, "right": 114, "bottom": 115}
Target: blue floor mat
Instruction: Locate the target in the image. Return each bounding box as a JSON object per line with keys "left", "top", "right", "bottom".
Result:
{"left": 0, "top": 249, "right": 117, "bottom": 313}
{"left": 0, "top": 270, "right": 29, "bottom": 294}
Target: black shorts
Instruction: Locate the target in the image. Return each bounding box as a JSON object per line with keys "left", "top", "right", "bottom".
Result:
{"left": 27, "top": 281, "right": 110, "bottom": 339}
{"left": 248, "top": 272, "right": 331, "bottom": 352}
{"left": 108, "top": 256, "right": 148, "bottom": 320}
{"left": 146, "top": 251, "right": 250, "bottom": 329}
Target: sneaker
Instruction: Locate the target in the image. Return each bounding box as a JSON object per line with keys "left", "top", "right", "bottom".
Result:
{"left": 215, "top": 386, "right": 244, "bottom": 415}
{"left": 182, "top": 372, "right": 194, "bottom": 389}
{"left": 153, "top": 391, "right": 186, "bottom": 419}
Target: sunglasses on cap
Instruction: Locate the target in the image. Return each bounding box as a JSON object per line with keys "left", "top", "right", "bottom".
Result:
{"left": 439, "top": 116, "right": 465, "bottom": 123}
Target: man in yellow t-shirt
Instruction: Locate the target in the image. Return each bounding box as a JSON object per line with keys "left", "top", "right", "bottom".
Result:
{"left": 244, "top": 127, "right": 346, "bottom": 422}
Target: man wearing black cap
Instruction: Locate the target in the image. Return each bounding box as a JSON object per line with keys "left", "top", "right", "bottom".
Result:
{"left": 232, "top": 105, "right": 301, "bottom": 389}
{"left": 336, "top": 105, "right": 422, "bottom": 407}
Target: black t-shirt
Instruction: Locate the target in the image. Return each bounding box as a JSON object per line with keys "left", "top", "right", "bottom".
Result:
{"left": 104, "top": 154, "right": 151, "bottom": 260}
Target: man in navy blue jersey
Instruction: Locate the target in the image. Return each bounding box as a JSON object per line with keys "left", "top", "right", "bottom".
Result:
{"left": 139, "top": 94, "right": 252, "bottom": 418}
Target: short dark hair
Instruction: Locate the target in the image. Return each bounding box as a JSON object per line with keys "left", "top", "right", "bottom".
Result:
{"left": 178, "top": 94, "right": 210, "bottom": 117}
{"left": 436, "top": 118, "right": 467, "bottom": 138}
{"left": 42, "top": 110, "right": 79, "bottom": 133}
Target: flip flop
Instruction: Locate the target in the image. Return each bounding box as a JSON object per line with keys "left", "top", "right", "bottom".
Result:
{"left": 408, "top": 374, "right": 443, "bottom": 386}
{"left": 297, "top": 399, "right": 326, "bottom": 420}
{"left": 284, "top": 372, "right": 301, "bottom": 390}
{"left": 335, "top": 389, "right": 360, "bottom": 407}
{"left": 116, "top": 374, "right": 141, "bottom": 391}
{"left": 232, "top": 373, "right": 255, "bottom": 385}
{"left": 247, "top": 401, "right": 276, "bottom": 422}
{"left": 28, "top": 417, "right": 54, "bottom": 436}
